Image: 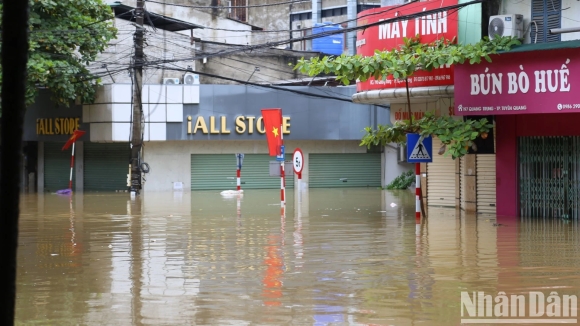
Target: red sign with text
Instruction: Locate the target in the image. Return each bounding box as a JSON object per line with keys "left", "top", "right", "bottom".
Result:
{"left": 356, "top": 0, "right": 458, "bottom": 91}
{"left": 454, "top": 48, "right": 579, "bottom": 116}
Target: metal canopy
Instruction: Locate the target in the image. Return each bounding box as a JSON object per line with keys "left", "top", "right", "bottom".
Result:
{"left": 110, "top": 3, "right": 204, "bottom": 31}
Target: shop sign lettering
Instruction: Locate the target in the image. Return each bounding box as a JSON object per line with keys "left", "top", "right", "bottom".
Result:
{"left": 186, "top": 115, "right": 291, "bottom": 135}
{"left": 36, "top": 117, "right": 80, "bottom": 135}
{"left": 455, "top": 49, "right": 579, "bottom": 116}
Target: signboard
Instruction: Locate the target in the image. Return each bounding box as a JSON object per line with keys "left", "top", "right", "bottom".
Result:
{"left": 276, "top": 145, "right": 285, "bottom": 162}
{"left": 407, "top": 134, "right": 433, "bottom": 163}
{"left": 455, "top": 48, "right": 578, "bottom": 116}
{"left": 356, "top": 0, "right": 458, "bottom": 92}
{"left": 292, "top": 148, "right": 304, "bottom": 176}
{"left": 236, "top": 153, "right": 245, "bottom": 170}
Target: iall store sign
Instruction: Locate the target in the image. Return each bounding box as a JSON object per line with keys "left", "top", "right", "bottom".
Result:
{"left": 355, "top": 0, "right": 458, "bottom": 92}
{"left": 455, "top": 48, "right": 578, "bottom": 115}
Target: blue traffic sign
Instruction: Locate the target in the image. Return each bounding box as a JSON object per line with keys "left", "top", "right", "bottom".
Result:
{"left": 407, "top": 134, "right": 433, "bottom": 163}
{"left": 276, "top": 145, "right": 285, "bottom": 162}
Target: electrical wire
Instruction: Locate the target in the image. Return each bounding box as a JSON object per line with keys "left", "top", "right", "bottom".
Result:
{"left": 145, "top": 0, "right": 309, "bottom": 9}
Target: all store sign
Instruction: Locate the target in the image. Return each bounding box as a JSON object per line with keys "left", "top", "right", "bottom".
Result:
{"left": 455, "top": 48, "right": 579, "bottom": 115}
{"left": 355, "top": 0, "right": 458, "bottom": 92}
{"left": 186, "top": 115, "right": 291, "bottom": 135}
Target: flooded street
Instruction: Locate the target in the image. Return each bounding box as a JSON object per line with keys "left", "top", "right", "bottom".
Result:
{"left": 15, "top": 188, "right": 580, "bottom": 325}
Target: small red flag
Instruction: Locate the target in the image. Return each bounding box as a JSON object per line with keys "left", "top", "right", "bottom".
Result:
{"left": 261, "top": 108, "right": 282, "bottom": 156}
{"left": 62, "top": 130, "right": 86, "bottom": 150}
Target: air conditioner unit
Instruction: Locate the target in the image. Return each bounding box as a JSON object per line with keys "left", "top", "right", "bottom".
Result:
{"left": 397, "top": 144, "right": 407, "bottom": 163}
{"left": 183, "top": 73, "right": 199, "bottom": 85}
{"left": 488, "top": 14, "right": 524, "bottom": 40}
{"left": 163, "top": 78, "right": 180, "bottom": 85}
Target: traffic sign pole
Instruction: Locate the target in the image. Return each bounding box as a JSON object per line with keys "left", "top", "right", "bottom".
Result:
{"left": 292, "top": 148, "right": 304, "bottom": 206}
{"left": 280, "top": 125, "right": 285, "bottom": 208}
{"left": 415, "top": 163, "right": 421, "bottom": 227}
{"left": 237, "top": 168, "right": 241, "bottom": 191}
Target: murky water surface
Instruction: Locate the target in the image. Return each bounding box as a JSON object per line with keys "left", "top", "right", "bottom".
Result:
{"left": 15, "top": 189, "right": 580, "bottom": 325}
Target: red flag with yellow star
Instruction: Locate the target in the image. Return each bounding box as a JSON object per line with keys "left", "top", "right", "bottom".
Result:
{"left": 261, "top": 108, "right": 282, "bottom": 156}
{"left": 62, "top": 130, "right": 86, "bottom": 151}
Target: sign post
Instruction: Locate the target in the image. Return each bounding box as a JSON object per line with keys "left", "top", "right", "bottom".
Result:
{"left": 278, "top": 143, "right": 285, "bottom": 209}
{"left": 406, "top": 134, "right": 433, "bottom": 227}
{"left": 292, "top": 148, "right": 304, "bottom": 203}
{"left": 236, "top": 153, "right": 244, "bottom": 191}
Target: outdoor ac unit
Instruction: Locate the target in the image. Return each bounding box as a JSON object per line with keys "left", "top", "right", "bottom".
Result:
{"left": 397, "top": 144, "right": 407, "bottom": 163}
{"left": 163, "top": 78, "right": 180, "bottom": 85}
{"left": 488, "top": 14, "right": 524, "bottom": 40}
{"left": 183, "top": 73, "right": 200, "bottom": 85}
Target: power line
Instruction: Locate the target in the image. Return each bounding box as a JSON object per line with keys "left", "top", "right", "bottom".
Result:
{"left": 145, "top": 0, "right": 309, "bottom": 9}
{"left": 137, "top": 2, "right": 475, "bottom": 68}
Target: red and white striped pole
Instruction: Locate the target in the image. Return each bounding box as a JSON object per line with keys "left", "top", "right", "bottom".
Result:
{"left": 236, "top": 168, "right": 241, "bottom": 191}
{"left": 68, "top": 142, "right": 76, "bottom": 190}
{"left": 415, "top": 162, "right": 421, "bottom": 228}
{"left": 280, "top": 124, "right": 285, "bottom": 208}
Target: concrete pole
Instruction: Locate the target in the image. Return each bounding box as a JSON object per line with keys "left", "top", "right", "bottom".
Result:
{"left": 347, "top": 0, "right": 357, "bottom": 55}
{"left": 130, "top": 0, "right": 145, "bottom": 194}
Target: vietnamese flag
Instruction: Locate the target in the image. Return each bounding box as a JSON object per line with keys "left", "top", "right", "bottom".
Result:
{"left": 62, "top": 130, "right": 86, "bottom": 150}
{"left": 261, "top": 108, "right": 282, "bottom": 156}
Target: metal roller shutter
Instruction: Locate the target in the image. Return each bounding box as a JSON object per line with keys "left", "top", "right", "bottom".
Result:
{"left": 84, "top": 143, "right": 130, "bottom": 191}
{"left": 309, "top": 153, "right": 381, "bottom": 188}
{"left": 477, "top": 154, "right": 496, "bottom": 214}
{"left": 460, "top": 156, "right": 466, "bottom": 210}
{"left": 191, "top": 154, "right": 294, "bottom": 190}
{"left": 44, "top": 142, "right": 75, "bottom": 192}
{"left": 427, "top": 137, "right": 456, "bottom": 207}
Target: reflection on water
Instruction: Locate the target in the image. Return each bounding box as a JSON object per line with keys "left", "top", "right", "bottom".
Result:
{"left": 15, "top": 188, "right": 580, "bottom": 325}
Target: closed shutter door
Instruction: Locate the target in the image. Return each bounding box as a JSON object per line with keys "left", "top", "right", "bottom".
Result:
{"left": 460, "top": 156, "right": 466, "bottom": 210}
{"left": 191, "top": 154, "right": 294, "bottom": 190}
{"left": 477, "top": 154, "right": 496, "bottom": 214}
{"left": 309, "top": 153, "right": 381, "bottom": 188}
{"left": 427, "top": 138, "right": 456, "bottom": 207}
{"left": 44, "top": 142, "right": 75, "bottom": 192}
{"left": 84, "top": 143, "right": 129, "bottom": 191}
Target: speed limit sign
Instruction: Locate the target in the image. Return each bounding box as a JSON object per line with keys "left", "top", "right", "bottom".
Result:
{"left": 292, "top": 148, "right": 304, "bottom": 178}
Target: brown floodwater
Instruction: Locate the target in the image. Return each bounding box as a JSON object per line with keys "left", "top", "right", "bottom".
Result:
{"left": 15, "top": 188, "right": 580, "bottom": 325}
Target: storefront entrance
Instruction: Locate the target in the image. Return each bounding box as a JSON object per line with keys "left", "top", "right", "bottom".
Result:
{"left": 519, "top": 136, "right": 580, "bottom": 219}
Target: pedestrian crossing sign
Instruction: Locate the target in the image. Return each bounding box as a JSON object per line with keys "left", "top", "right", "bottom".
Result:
{"left": 406, "top": 134, "right": 433, "bottom": 163}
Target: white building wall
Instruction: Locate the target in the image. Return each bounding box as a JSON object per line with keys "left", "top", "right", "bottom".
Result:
{"left": 121, "top": 0, "right": 253, "bottom": 45}
{"left": 142, "top": 140, "right": 366, "bottom": 192}
{"left": 501, "top": 0, "right": 580, "bottom": 43}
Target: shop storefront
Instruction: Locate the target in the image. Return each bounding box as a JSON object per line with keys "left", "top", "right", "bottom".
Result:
{"left": 135, "top": 85, "right": 385, "bottom": 192}
{"left": 27, "top": 85, "right": 387, "bottom": 192}
{"left": 352, "top": 0, "right": 467, "bottom": 208}
{"left": 454, "top": 41, "right": 580, "bottom": 218}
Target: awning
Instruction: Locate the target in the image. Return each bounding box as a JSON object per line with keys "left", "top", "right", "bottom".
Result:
{"left": 352, "top": 86, "right": 455, "bottom": 105}
{"left": 502, "top": 39, "right": 580, "bottom": 53}
{"left": 110, "top": 2, "right": 204, "bottom": 31}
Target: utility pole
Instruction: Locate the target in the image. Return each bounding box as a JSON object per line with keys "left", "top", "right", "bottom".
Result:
{"left": 130, "top": 0, "right": 145, "bottom": 194}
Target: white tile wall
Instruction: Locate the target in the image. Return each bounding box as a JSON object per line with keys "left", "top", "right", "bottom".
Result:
{"left": 147, "top": 103, "right": 167, "bottom": 122}
{"left": 112, "top": 123, "right": 131, "bottom": 142}
{"left": 148, "top": 85, "right": 166, "bottom": 104}
{"left": 166, "top": 85, "right": 183, "bottom": 104}
{"left": 111, "top": 104, "right": 132, "bottom": 122}
{"left": 183, "top": 85, "right": 200, "bottom": 104}
{"left": 166, "top": 104, "right": 184, "bottom": 122}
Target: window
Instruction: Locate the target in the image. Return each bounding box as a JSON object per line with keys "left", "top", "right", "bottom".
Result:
{"left": 531, "top": 0, "right": 561, "bottom": 43}
{"left": 229, "top": 0, "right": 247, "bottom": 22}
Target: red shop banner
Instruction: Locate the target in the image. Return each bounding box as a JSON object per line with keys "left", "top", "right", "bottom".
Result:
{"left": 356, "top": 0, "right": 458, "bottom": 92}
{"left": 454, "top": 48, "right": 579, "bottom": 116}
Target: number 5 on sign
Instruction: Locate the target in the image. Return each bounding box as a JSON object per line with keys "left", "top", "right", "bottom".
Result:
{"left": 292, "top": 148, "right": 304, "bottom": 179}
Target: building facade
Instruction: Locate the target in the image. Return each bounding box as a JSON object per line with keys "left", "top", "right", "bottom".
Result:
{"left": 452, "top": 0, "right": 580, "bottom": 217}
{"left": 27, "top": 85, "right": 391, "bottom": 193}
